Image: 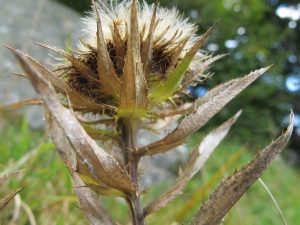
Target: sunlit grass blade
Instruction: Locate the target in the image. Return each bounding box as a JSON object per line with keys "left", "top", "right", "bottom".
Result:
{"left": 258, "top": 178, "right": 288, "bottom": 225}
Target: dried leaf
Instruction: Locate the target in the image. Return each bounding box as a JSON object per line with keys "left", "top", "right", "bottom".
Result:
{"left": 138, "top": 66, "right": 271, "bottom": 156}
{"left": 33, "top": 42, "right": 99, "bottom": 83}
{"left": 141, "top": 3, "right": 157, "bottom": 78}
{"left": 118, "top": 0, "right": 148, "bottom": 119}
{"left": 0, "top": 171, "right": 24, "bottom": 212}
{"left": 182, "top": 54, "right": 228, "bottom": 86}
{"left": 151, "top": 103, "right": 193, "bottom": 118}
{"left": 92, "top": 0, "right": 121, "bottom": 100}
{"left": 0, "top": 188, "right": 23, "bottom": 211}
{"left": 45, "top": 109, "right": 77, "bottom": 171}
{"left": 11, "top": 72, "right": 28, "bottom": 79}
{"left": 4, "top": 45, "right": 69, "bottom": 93}
{"left": 72, "top": 175, "right": 118, "bottom": 225}
{"left": 0, "top": 170, "right": 25, "bottom": 185}
{"left": 4, "top": 46, "right": 116, "bottom": 115}
{"left": 143, "top": 111, "right": 241, "bottom": 216}
{"left": 26, "top": 54, "right": 70, "bottom": 93}
{"left": 0, "top": 98, "right": 43, "bottom": 109}
{"left": 197, "top": 54, "right": 228, "bottom": 72}
{"left": 46, "top": 109, "right": 120, "bottom": 197}
{"left": 189, "top": 111, "right": 294, "bottom": 225}
{"left": 110, "top": 22, "right": 126, "bottom": 75}
{"left": 10, "top": 49, "right": 136, "bottom": 198}
{"left": 194, "top": 78, "right": 239, "bottom": 109}
{"left": 46, "top": 111, "right": 118, "bottom": 224}
{"left": 47, "top": 111, "right": 124, "bottom": 198}
{"left": 186, "top": 110, "right": 242, "bottom": 178}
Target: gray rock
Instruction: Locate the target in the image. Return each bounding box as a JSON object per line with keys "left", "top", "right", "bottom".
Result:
{"left": 0, "top": 0, "right": 85, "bottom": 128}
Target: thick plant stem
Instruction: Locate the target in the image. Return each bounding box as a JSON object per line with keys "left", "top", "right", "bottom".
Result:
{"left": 120, "top": 119, "right": 144, "bottom": 225}
{"left": 128, "top": 197, "right": 144, "bottom": 225}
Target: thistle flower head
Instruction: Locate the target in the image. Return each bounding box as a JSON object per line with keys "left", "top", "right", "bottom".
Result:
{"left": 48, "top": 0, "right": 218, "bottom": 122}
{"left": 4, "top": 0, "right": 222, "bottom": 205}
{"left": 4, "top": 0, "right": 223, "bottom": 170}
{"left": 81, "top": 0, "right": 198, "bottom": 55}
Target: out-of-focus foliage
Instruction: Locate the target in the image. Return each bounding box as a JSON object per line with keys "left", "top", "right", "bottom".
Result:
{"left": 53, "top": 0, "right": 91, "bottom": 13}
{"left": 51, "top": 0, "right": 300, "bottom": 162}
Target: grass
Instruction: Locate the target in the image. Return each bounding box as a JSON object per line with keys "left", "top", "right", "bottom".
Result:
{"left": 0, "top": 114, "right": 299, "bottom": 224}
{"left": 0, "top": 114, "right": 83, "bottom": 225}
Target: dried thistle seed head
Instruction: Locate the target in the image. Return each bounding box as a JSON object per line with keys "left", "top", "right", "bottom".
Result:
{"left": 50, "top": 0, "right": 215, "bottom": 120}
{"left": 81, "top": 0, "right": 199, "bottom": 58}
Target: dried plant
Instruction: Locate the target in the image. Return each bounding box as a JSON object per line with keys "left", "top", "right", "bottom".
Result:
{"left": 2, "top": 0, "right": 293, "bottom": 224}
{"left": 0, "top": 170, "right": 24, "bottom": 212}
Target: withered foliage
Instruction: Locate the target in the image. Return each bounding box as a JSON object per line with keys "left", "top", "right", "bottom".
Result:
{"left": 0, "top": 170, "right": 24, "bottom": 212}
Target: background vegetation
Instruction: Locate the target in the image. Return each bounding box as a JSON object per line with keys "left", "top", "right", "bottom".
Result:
{"left": 1, "top": 0, "right": 299, "bottom": 224}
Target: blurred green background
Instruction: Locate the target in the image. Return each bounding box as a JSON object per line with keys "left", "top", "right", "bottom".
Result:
{"left": 1, "top": 0, "right": 300, "bottom": 224}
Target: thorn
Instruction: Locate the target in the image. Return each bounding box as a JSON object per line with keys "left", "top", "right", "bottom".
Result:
{"left": 234, "top": 166, "right": 238, "bottom": 172}
{"left": 74, "top": 204, "right": 83, "bottom": 211}
{"left": 62, "top": 161, "right": 76, "bottom": 173}
{"left": 257, "top": 145, "right": 261, "bottom": 155}
{"left": 73, "top": 185, "right": 87, "bottom": 189}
